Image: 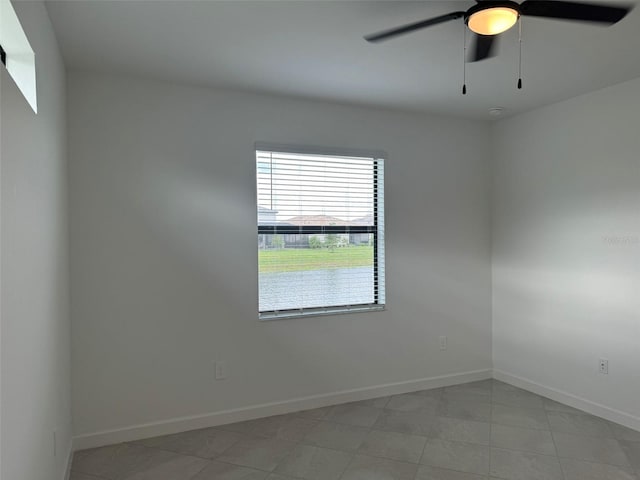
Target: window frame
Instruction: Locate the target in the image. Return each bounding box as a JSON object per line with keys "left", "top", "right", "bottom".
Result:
{"left": 0, "top": 0, "right": 37, "bottom": 112}
{"left": 255, "top": 142, "right": 386, "bottom": 320}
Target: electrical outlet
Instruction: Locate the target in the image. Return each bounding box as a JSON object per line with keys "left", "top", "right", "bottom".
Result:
{"left": 215, "top": 361, "right": 228, "bottom": 380}
{"left": 599, "top": 358, "right": 609, "bottom": 374}
{"left": 439, "top": 336, "right": 447, "bottom": 350}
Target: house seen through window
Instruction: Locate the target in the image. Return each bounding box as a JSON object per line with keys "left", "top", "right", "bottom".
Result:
{"left": 257, "top": 146, "right": 385, "bottom": 319}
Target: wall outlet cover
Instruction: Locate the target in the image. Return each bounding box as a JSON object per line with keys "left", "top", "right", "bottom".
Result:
{"left": 599, "top": 358, "right": 609, "bottom": 375}
{"left": 215, "top": 361, "right": 228, "bottom": 380}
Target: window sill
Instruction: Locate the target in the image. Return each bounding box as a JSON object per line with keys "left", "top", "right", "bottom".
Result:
{"left": 259, "top": 304, "right": 385, "bottom": 321}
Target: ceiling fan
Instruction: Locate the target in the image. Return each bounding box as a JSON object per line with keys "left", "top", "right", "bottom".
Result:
{"left": 365, "top": 1, "right": 632, "bottom": 63}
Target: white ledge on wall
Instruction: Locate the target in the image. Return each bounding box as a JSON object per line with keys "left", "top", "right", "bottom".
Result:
{"left": 1, "top": 0, "right": 37, "bottom": 113}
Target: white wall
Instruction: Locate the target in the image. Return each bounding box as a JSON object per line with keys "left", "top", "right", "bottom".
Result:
{"left": 67, "top": 72, "right": 492, "bottom": 442}
{"left": 0, "top": 2, "right": 71, "bottom": 480}
{"left": 492, "top": 78, "right": 640, "bottom": 427}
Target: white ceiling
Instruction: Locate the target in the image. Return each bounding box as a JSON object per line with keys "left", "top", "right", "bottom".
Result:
{"left": 45, "top": 0, "right": 640, "bottom": 120}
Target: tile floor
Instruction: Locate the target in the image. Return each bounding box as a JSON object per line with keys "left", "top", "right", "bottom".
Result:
{"left": 70, "top": 379, "right": 640, "bottom": 480}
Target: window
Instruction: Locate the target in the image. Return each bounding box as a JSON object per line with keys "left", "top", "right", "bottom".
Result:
{"left": 0, "top": 0, "right": 37, "bottom": 112}
{"left": 257, "top": 144, "right": 385, "bottom": 319}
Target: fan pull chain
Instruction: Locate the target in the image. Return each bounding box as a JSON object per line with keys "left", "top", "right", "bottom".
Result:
{"left": 462, "top": 25, "right": 467, "bottom": 95}
{"left": 517, "top": 17, "right": 523, "bottom": 89}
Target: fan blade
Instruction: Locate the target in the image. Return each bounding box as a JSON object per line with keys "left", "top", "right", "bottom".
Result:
{"left": 520, "top": 1, "right": 631, "bottom": 24}
{"left": 469, "top": 34, "right": 498, "bottom": 62}
{"left": 365, "top": 11, "right": 465, "bottom": 43}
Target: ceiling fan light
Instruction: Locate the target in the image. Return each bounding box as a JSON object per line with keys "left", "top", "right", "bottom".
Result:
{"left": 468, "top": 7, "right": 518, "bottom": 36}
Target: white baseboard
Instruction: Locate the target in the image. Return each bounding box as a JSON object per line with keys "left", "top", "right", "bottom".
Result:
{"left": 72, "top": 368, "right": 491, "bottom": 451}
{"left": 494, "top": 369, "right": 640, "bottom": 432}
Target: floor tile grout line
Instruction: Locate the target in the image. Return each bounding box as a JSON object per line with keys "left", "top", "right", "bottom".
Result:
{"left": 416, "top": 384, "right": 495, "bottom": 478}
{"left": 555, "top": 453, "right": 637, "bottom": 469}
{"left": 489, "top": 379, "right": 494, "bottom": 478}
{"left": 228, "top": 403, "right": 362, "bottom": 479}
{"left": 414, "top": 388, "right": 444, "bottom": 470}
{"left": 543, "top": 401, "right": 567, "bottom": 480}
{"left": 545, "top": 415, "right": 637, "bottom": 471}
{"left": 333, "top": 446, "right": 357, "bottom": 480}
{"left": 70, "top": 470, "right": 111, "bottom": 480}
{"left": 255, "top": 385, "right": 497, "bottom": 479}
{"left": 126, "top": 426, "right": 251, "bottom": 461}
{"left": 487, "top": 444, "right": 561, "bottom": 458}
{"left": 493, "top": 382, "right": 569, "bottom": 480}
{"left": 184, "top": 459, "right": 213, "bottom": 480}
{"left": 336, "top": 387, "right": 444, "bottom": 480}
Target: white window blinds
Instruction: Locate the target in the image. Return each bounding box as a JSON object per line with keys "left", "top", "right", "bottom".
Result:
{"left": 257, "top": 146, "right": 385, "bottom": 319}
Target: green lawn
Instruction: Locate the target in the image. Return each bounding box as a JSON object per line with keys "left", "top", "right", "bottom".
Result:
{"left": 259, "top": 246, "right": 373, "bottom": 273}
